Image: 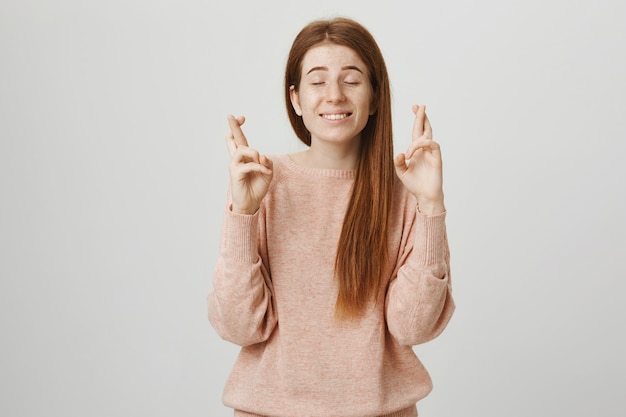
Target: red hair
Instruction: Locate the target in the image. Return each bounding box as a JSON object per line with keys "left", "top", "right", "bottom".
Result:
{"left": 284, "top": 17, "right": 394, "bottom": 319}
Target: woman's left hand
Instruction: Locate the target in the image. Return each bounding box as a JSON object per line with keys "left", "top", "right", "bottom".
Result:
{"left": 394, "top": 104, "right": 445, "bottom": 215}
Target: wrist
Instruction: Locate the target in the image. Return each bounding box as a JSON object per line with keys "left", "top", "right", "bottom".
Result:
{"left": 415, "top": 196, "right": 445, "bottom": 215}
{"left": 230, "top": 204, "right": 259, "bottom": 215}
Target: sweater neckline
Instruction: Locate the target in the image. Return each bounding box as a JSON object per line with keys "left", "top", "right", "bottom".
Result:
{"left": 279, "top": 154, "right": 356, "bottom": 179}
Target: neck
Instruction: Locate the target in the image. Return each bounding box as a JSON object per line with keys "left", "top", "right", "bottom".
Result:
{"left": 293, "top": 138, "right": 361, "bottom": 170}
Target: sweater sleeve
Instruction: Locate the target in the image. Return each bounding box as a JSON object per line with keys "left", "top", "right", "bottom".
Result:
{"left": 385, "top": 210, "right": 455, "bottom": 346}
{"left": 207, "top": 207, "right": 277, "bottom": 347}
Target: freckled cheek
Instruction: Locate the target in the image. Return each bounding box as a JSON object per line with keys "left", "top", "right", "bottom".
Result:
{"left": 301, "top": 98, "right": 323, "bottom": 116}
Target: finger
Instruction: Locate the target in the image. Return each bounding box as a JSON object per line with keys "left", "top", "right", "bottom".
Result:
{"left": 232, "top": 162, "right": 272, "bottom": 177}
{"left": 226, "top": 115, "right": 246, "bottom": 128}
{"left": 226, "top": 115, "right": 249, "bottom": 156}
{"left": 413, "top": 138, "right": 441, "bottom": 152}
{"left": 230, "top": 148, "right": 271, "bottom": 176}
{"left": 226, "top": 114, "right": 246, "bottom": 132}
{"left": 226, "top": 134, "right": 237, "bottom": 157}
{"left": 227, "top": 114, "right": 249, "bottom": 148}
{"left": 405, "top": 138, "right": 441, "bottom": 159}
{"left": 424, "top": 114, "right": 432, "bottom": 139}
{"left": 259, "top": 154, "right": 273, "bottom": 171}
{"left": 232, "top": 150, "right": 272, "bottom": 176}
{"left": 231, "top": 145, "right": 261, "bottom": 165}
{"left": 411, "top": 105, "right": 425, "bottom": 141}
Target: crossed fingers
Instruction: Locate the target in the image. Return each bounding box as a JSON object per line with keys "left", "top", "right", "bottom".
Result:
{"left": 225, "top": 115, "right": 272, "bottom": 176}
{"left": 406, "top": 105, "right": 438, "bottom": 159}
{"left": 226, "top": 114, "right": 249, "bottom": 156}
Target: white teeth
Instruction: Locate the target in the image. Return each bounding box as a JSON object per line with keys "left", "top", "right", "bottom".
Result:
{"left": 322, "top": 113, "right": 348, "bottom": 120}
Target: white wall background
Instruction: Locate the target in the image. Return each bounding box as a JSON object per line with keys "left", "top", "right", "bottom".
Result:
{"left": 1, "top": 0, "right": 624, "bottom": 416}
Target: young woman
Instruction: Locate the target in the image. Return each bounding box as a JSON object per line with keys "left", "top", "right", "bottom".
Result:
{"left": 208, "top": 17, "right": 455, "bottom": 417}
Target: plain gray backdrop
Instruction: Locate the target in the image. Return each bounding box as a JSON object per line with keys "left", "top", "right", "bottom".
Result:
{"left": 1, "top": 0, "right": 624, "bottom": 416}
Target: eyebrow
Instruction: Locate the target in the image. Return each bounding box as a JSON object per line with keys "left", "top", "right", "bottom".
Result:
{"left": 306, "top": 65, "right": 364, "bottom": 75}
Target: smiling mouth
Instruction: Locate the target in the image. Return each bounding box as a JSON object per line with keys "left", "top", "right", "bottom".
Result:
{"left": 321, "top": 113, "right": 351, "bottom": 120}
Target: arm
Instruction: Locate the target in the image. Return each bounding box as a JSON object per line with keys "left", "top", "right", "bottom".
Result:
{"left": 385, "top": 210, "right": 454, "bottom": 346}
{"left": 207, "top": 115, "right": 277, "bottom": 346}
{"left": 388, "top": 105, "right": 455, "bottom": 345}
{"left": 208, "top": 206, "right": 277, "bottom": 347}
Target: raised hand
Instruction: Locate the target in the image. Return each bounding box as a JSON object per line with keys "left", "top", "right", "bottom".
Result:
{"left": 226, "top": 115, "right": 273, "bottom": 214}
{"left": 394, "top": 105, "right": 445, "bottom": 215}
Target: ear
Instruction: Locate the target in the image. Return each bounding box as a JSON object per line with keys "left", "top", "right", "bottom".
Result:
{"left": 369, "top": 90, "right": 378, "bottom": 115}
{"left": 289, "top": 85, "right": 302, "bottom": 116}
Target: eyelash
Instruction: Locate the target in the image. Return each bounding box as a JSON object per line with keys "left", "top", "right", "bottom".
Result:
{"left": 309, "top": 81, "right": 361, "bottom": 86}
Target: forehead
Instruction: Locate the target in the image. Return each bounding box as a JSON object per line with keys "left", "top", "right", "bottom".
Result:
{"left": 301, "top": 43, "right": 367, "bottom": 73}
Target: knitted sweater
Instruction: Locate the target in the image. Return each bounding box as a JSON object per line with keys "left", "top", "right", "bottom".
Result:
{"left": 208, "top": 154, "right": 455, "bottom": 417}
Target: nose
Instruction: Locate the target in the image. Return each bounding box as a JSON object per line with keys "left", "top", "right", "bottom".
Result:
{"left": 326, "top": 81, "right": 345, "bottom": 103}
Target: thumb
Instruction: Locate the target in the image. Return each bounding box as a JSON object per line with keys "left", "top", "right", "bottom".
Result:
{"left": 394, "top": 153, "right": 408, "bottom": 177}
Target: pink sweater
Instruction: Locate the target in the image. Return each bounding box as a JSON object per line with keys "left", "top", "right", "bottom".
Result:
{"left": 208, "top": 154, "right": 455, "bottom": 417}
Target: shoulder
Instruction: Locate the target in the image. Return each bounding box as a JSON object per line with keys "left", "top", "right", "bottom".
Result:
{"left": 266, "top": 154, "right": 294, "bottom": 186}
{"left": 261, "top": 154, "right": 305, "bottom": 200}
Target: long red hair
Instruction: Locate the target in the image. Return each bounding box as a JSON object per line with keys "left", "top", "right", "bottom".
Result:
{"left": 284, "top": 17, "right": 394, "bottom": 319}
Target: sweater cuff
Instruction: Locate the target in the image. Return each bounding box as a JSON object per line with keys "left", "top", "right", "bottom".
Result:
{"left": 226, "top": 209, "right": 260, "bottom": 264}
{"left": 413, "top": 210, "right": 447, "bottom": 265}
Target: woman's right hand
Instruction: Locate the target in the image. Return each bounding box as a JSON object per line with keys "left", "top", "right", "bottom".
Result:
{"left": 226, "top": 115, "right": 273, "bottom": 214}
